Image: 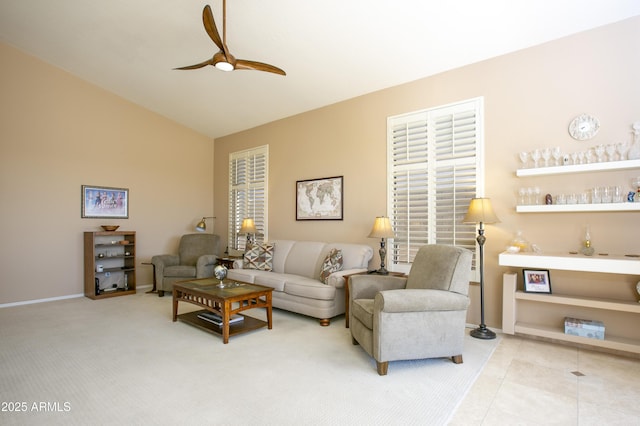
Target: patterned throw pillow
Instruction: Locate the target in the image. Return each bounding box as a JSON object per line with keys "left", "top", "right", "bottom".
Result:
{"left": 320, "top": 248, "right": 343, "bottom": 284}
{"left": 243, "top": 243, "right": 274, "bottom": 271}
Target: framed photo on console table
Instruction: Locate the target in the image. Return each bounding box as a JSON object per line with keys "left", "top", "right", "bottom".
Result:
{"left": 296, "top": 176, "right": 343, "bottom": 220}
{"left": 82, "top": 185, "right": 129, "bottom": 219}
{"left": 523, "top": 269, "right": 552, "bottom": 293}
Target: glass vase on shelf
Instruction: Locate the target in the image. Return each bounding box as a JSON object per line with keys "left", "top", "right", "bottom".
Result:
{"left": 629, "top": 121, "right": 640, "bottom": 160}
{"left": 518, "top": 151, "right": 529, "bottom": 169}
{"left": 530, "top": 149, "right": 541, "bottom": 168}
{"left": 617, "top": 141, "right": 629, "bottom": 161}
{"left": 552, "top": 146, "right": 562, "bottom": 166}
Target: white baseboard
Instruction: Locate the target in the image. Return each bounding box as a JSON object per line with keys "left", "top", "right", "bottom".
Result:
{"left": 0, "top": 293, "right": 84, "bottom": 308}
{"left": 0, "top": 283, "right": 156, "bottom": 309}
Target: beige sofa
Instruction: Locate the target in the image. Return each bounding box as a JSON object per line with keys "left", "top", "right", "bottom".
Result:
{"left": 227, "top": 240, "right": 373, "bottom": 326}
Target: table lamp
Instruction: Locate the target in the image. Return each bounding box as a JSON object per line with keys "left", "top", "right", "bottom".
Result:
{"left": 240, "top": 218, "right": 256, "bottom": 247}
{"left": 368, "top": 216, "right": 395, "bottom": 275}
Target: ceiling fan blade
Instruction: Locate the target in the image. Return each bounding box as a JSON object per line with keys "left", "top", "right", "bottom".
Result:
{"left": 235, "top": 59, "right": 286, "bottom": 76}
{"left": 174, "top": 59, "right": 213, "bottom": 70}
{"left": 202, "top": 4, "right": 229, "bottom": 56}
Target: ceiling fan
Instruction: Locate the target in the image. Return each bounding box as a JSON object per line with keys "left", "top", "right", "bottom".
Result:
{"left": 175, "top": 2, "right": 286, "bottom": 76}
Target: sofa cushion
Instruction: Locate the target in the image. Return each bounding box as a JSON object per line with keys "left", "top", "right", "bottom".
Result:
{"left": 269, "top": 240, "right": 296, "bottom": 273}
{"left": 243, "top": 243, "right": 274, "bottom": 271}
{"left": 227, "top": 269, "right": 287, "bottom": 292}
{"left": 283, "top": 241, "right": 327, "bottom": 279}
{"left": 319, "top": 248, "right": 343, "bottom": 284}
{"left": 284, "top": 277, "right": 337, "bottom": 300}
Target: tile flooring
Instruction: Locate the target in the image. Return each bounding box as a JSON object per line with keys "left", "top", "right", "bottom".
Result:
{"left": 450, "top": 334, "right": 640, "bottom": 425}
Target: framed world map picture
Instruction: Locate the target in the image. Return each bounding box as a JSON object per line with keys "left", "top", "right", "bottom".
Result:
{"left": 296, "top": 176, "right": 343, "bottom": 220}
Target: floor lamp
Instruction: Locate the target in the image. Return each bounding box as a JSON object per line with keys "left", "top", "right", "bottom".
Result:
{"left": 463, "top": 198, "right": 500, "bottom": 340}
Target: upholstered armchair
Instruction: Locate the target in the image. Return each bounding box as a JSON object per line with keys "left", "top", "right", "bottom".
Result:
{"left": 349, "top": 244, "right": 472, "bottom": 375}
{"left": 151, "top": 233, "right": 219, "bottom": 297}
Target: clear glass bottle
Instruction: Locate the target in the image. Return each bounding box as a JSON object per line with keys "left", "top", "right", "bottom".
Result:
{"left": 628, "top": 121, "right": 640, "bottom": 160}
{"left": 580, "top": 226, "right": 595, "bottom": 256}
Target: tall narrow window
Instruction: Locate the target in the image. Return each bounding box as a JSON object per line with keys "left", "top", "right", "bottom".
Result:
{"left": 387, "top": 98, "right": 484, "bottom": 279}
{"left": 228, "top": 145, "right": 268, "bottom": 250}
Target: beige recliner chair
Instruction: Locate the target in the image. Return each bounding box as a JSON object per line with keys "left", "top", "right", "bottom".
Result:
{"left": 151, "top": 233, "right": 219, "bottom": 296}
{"left": 349, "top": 244, "right": 472, "bottom": 375}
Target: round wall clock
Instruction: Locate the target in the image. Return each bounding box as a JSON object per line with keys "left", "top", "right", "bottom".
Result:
{"left": 569, "top": 113, "right": 600, "bottom": 140}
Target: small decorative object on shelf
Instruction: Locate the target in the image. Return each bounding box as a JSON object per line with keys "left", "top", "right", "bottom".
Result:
{"left": 580, "top": 226, "right": 595, "bottom": 256}
{"left": 564, "top": 317, "right": 605, "bottom": 340}
{"left": 633, "top": 177, "right": 640, "bottom": 202}
{"left": 508, "top": 230, "right": 531, "bottom": 253}
{"left": 523, "top": 269, "right": 552, "bottom": 294}
{"left": 628, "top": 121, "right": 640, "bottom": 160}
{"left": 636, "top": 281, "right": 640, "bottom": 303}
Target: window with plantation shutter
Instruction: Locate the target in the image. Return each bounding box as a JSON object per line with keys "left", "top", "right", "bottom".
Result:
{"left": 387, "top": 98, "right": 484, "bottom": 279}
{"left": 229, "top": 145, "right": 268, "bottom": 251}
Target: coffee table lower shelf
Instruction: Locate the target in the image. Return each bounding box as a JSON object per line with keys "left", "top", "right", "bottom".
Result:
{"left": 177, "top": 310, "right": 267, "bottom": 338}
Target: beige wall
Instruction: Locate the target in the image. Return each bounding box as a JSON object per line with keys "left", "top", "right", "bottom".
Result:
{"left": 2, "top": 16, "right": 638, "bottom": 330}
{"left": 0, "top": 43, "right": 215, "bottom": 304}
{"left": 215, "top": 17, "right": 640, "bottom": 330}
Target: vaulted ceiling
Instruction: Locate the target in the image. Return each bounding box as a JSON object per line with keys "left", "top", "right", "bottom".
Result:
{"left": 1, "top": 1, "right": 639, "bottom": 139}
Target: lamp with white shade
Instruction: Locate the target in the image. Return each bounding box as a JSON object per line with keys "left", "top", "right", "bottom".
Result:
{"left": 463, "top": 198, "right": 500, "bottom": 340}
{"left": 368, "top": 216, "right": 395, "bottom": 275}
{"left": 240, "top": 218, "right": 256, "bottom": 247}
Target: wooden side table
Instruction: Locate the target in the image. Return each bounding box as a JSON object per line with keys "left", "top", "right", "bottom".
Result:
{"left": 218, "top": 256, "right": 242, "bottom": 269}
{"left": 344, "top": 271, "right": 405, "bottom": 328}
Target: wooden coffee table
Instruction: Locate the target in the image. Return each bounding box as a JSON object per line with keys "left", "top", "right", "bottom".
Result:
{"left": 173, "top": 278, "right": 273, "bottom": 344}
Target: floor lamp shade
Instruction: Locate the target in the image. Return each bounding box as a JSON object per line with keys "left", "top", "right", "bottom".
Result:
{"left": 463, "top": 198, "right": 500, "bottom": 340}
{"left": 195, "top": 216, "right": 215, "bottom": 232}
{"left": 462, "top": 198, "right": 499, "bottom": 225}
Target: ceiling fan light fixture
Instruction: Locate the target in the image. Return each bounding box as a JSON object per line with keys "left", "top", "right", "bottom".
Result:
{"left": 213, "top": 51, "right": 235, "bottom": 71}
{"left": 215, "top": 61, "right": 234, "bottom": 71}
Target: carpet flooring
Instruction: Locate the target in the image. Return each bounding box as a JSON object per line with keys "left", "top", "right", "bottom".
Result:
{"left": 0, "top": 291, "right": 499, "bottom": 425}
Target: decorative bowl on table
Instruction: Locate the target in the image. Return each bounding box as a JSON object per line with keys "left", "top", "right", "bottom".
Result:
{"left": 101, "top": 225, "right": 120, "bottom": 231}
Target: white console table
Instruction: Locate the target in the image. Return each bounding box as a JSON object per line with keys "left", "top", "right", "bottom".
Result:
{"left": 500, "top": 251, "right": 640, "bottom": 355}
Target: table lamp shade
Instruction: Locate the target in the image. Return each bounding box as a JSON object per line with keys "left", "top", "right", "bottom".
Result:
{"left": 463, "top": 198, "right": 500, "bottom": 224}
{"left": 240, "top": 218, "right": 256, "bottom": 234}
{"left": 368, "top": 216, "right": 395, "bottom": 239}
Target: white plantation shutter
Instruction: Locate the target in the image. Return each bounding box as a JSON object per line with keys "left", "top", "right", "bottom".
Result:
{"left": 387, "top": 98, "right": 483, "bottom": 278}
{"left": 229, "top": 145, "right": 268, "bottom": 250}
